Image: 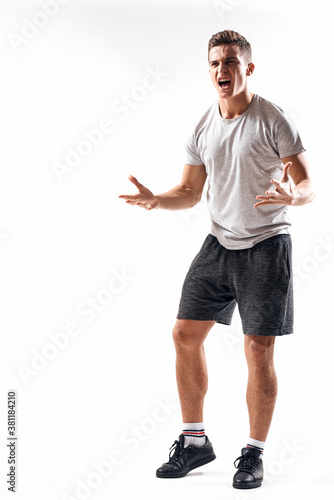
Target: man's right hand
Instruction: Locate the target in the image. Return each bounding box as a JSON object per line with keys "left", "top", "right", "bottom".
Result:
{"left": 118, "top": 174, "right": 159, "bottom": 210}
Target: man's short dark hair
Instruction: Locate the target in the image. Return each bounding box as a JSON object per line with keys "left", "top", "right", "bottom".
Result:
{"left": 208, "top": 30, "right": 252, "bottom": 63}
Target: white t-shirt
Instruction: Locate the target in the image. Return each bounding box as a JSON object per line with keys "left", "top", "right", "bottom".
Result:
{"left": 185, "top": 94, "right": 306, "bottom": 249}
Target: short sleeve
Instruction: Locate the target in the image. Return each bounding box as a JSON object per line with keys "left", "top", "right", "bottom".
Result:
{"left": 273, "top": 110, "right": 306, "bottom": 158}
{"left": 185, "top": 131, "right": 203, "bottom": 165}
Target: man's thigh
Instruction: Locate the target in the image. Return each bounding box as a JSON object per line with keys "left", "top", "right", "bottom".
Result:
{"left": 176, "top": 234, "right": 236, "bottom": 325}
{"left": 235, "top": 235, "right": 293, "bottom": 337}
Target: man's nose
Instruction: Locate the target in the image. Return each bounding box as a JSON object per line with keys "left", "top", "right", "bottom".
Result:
{"left": 218, "top": 62, "right": 228, "bottom": 72}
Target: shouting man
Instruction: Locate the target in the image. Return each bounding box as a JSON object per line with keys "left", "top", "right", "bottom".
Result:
{"left": 119, "top": 30, "right": 314, "bottom": 489}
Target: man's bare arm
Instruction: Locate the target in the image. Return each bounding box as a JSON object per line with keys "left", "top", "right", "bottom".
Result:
{"left": 118, "top": 164, "right": 207, "bottom": 211}
{"left": 282, "top": 152, "right": 315, "bottom": 206}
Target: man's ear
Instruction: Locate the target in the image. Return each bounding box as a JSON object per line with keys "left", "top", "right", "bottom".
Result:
{"left": 246, "top": 63, "right": 255, "bottom": 76}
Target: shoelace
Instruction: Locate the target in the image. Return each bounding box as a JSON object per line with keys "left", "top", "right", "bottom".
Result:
{"left": 234, "top": 453, "right": 259, "bottom": 475}
{"left": 168, "top": 440, "right": 187, "bottom": 465}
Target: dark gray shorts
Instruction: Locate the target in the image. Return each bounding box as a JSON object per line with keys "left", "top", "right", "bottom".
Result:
{"left": 176, "top": 233, "right": 293, "bottom": 336}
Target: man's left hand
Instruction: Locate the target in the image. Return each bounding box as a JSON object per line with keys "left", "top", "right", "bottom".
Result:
{"left": 254, "top": 161, "right": 294, "bottom": 208}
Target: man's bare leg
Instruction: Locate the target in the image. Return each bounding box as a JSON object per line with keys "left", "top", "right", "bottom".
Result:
{"left": 156, "top": 320, "right": 216, "bottom": 477}
{"left": 244, "top": 335, "right": 277, "bottom": 442}
{"left": 172, "top": 319, "right": 215, "bottom": 423}
{"left": 233, "top": 335, "right": 276, "bottom": 488}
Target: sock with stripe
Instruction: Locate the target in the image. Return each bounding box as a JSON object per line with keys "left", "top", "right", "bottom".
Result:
{"left": 183, "top": 423, "right": 206, "bottom": 447}
{"left": 246, "top": 437, "right": 265, "bottom": 456}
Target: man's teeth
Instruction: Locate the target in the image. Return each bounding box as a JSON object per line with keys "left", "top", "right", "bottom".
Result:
{"left": 219, "top": 80, "right": 231, "bottom": 87}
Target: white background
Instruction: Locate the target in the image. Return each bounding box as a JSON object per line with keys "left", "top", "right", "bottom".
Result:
{"left": 1, "top": 0, "right": 333, "bottom": 499}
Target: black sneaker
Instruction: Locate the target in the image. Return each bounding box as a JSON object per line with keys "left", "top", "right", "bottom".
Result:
{"left": 232, "top": 447, "right": 263, "bottom": 489}
{"left": 156, "top": 434, "right": 216, "bottom": 478}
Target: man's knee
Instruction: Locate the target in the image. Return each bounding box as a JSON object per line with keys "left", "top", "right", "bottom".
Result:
{"left": 172, "top": 319, "right": 213, "bottom": 348}
{"left": 245, "top": 335, "right": 275, "bottom": 362}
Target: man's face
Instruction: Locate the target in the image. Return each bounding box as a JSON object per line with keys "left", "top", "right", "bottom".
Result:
{"left": 208, "top": 44, "right": 254, "bottom": 98}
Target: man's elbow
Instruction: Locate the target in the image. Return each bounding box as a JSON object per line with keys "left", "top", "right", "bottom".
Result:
{"left": 303, "top": 179, "right": 316, "bottom": 205}
{"left": 182, "top": 185, "right": 203, "bottom": 207}
{"left": 191, "top": 190, "right": 203, "bottom": 207}
{"left": 308, "top": 179, "right": 316, "bottom": 204}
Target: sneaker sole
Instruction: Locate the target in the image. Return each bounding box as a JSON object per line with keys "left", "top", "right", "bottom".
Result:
{"left": 232, "top": 480, "right": 262, "bottom": 489}
{"left": 156, "top": 452, "right": 216, "bottom": 478}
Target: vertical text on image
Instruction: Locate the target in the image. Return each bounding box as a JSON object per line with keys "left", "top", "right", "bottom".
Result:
{"left": 7, "top": 391, "right": 17, "bottom": 492}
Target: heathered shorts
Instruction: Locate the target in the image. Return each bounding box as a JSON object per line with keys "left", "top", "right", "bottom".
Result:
{"left": 176, "top": 233, "right": 293, "bottom": 336}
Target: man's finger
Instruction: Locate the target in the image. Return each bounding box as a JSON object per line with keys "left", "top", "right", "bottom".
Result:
{"left": 281, "top": 161, "right": 292, "bottom": 182}
{"left": 269, "top": 180, "right": 285, "bottom": 194}
{"left": 270, "top": 179, "right": 280, "bottom": 188}
{"left": 118, "top": 194, "right": 136, "bottom": 200}
{"left": 254, "top": 200, "right": 277, "bottom": 207}
{"left": 256, "top": 194, "right": 276, "bottom": 201}
{"left": 254, "top": 195, "right": 281, "bottom": 207}
{"left": 128, "top": 174, "right": 142, "bottom": 190}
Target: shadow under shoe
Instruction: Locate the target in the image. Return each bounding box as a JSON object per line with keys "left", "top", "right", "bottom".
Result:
{"left": 233, "top": 447, "right": 263, "bottom": 489}
{"left": 156, "top": 434, "right": 216, "bottom": 478}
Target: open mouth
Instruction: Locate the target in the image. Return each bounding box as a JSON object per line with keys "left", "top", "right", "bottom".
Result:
{"left": 218, "top": 79, "right": 231, "bottom": 90}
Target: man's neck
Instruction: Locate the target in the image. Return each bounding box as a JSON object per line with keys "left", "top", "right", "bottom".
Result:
{"left": 218, "top": 91, "right": 254, "bottom": 119}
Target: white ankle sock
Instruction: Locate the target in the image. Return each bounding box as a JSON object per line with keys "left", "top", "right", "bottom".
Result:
{"left": 183, "top": 423, "right": 206, "bottom": 447}
{"left": 247, "top": 437, "right": 265, "bottom": 455}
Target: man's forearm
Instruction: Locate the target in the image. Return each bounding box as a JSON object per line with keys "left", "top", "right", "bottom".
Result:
{"left": 155, "top": 184, "right": 201, "bottom": 210}
{"left": 291, "top": 179, "right": 315, "bottom": 206}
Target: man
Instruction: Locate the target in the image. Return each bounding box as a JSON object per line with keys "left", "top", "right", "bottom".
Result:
{"left": 119, "top": 30, "right": 314, "bottom": 489}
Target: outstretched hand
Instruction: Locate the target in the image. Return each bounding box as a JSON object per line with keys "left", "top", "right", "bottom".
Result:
{"left": 118, "top": 175, "right": 159, "bottom": 210}
{"left": 254, "top": 162, "right": 294, "bottom": 208}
